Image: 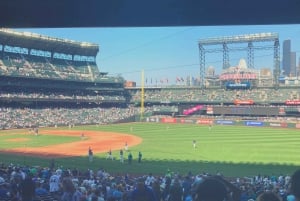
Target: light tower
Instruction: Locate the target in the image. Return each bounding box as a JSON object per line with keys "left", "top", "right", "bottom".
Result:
{"left": 198, "top": 33, "right": 280, "bottom": 88}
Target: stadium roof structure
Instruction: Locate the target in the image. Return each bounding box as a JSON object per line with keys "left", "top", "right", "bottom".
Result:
{"left": 0, "top": 29, "right": 99, "bottom": 56}
{"left": 198, "top": 32, "right": 280, "bottom": 88}
{"left": 198, "top": 32, "right": 279, "bottom": 45}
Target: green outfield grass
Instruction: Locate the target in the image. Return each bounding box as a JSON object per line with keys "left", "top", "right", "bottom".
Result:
{"left": 0, "top": 123, "right": 299, "bottom": 177}
{"left": 0, "top": 129, "right": 79, "bottom": 148}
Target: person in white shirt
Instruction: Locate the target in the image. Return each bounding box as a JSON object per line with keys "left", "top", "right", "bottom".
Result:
{"left": 49, "top": 171, "right": 60, "bottom": 193}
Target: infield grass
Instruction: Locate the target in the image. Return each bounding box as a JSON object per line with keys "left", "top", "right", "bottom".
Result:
{"left": 0, "top": 123, "right": 299, "bottom": 177}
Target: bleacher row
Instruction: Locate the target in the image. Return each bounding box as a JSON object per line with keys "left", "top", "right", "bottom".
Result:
{"left": 129, "top": 88, "right": 300, "bottom": 103}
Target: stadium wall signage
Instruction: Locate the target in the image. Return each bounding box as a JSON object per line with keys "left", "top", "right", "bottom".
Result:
{"left": 161, "top": 117, "right": 177, "bottom": 123}
{"left": 150, "top": 117, "right": 300, "bottom": 129}
{"left": 215, "top": 120, "right": 234, "bottom": 125}
{"left": 244, "top": 121, "right": 264, "bottom": 126}
{"left": 269, "top": 122, "right": 288, "bottom": 128}
{"left": 196, "top": 119, "right": 213, "bottom": 125}
{"left": 180, "top": 119, "right": 195, "bottom": 124}
{"left": 233, "top": 99, "right": 254, "bottom": 105}
{"left": 285, "top": 100, "right": 300, "bottom": 105}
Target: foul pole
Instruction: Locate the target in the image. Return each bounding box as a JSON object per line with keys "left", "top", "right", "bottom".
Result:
{"left": 140, "top": 69, "right": 145, "bottom": 120}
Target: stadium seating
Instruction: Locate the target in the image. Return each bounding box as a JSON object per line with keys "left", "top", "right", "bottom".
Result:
{"left": 129, "top": 87, "right": 300, "bottom": 104}
{"left": 0, "top": 161, "right": 296, "bottom": 201}
{"left": 0, "top": 53, "right": 103, "bottom": 82}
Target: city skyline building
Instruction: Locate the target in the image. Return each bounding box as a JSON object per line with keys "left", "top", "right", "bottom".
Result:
{"left": 282, "top": 39, "right": 291, "bottom": 76}
{"left": 290, "top": 51, "right": 296, "bottom": 76}
{"left": 298, "top": 57, "right": 300, "bottom": 76}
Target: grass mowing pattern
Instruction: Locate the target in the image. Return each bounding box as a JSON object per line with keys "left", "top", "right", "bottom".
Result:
{"left": 0, "top": 123, "right": 299, "bottom": 177}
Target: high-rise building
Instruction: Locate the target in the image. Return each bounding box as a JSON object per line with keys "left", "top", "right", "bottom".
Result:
{"left": 282, "top": 40, "right": 291, "bottom": 76}
{"left": 290, "top": 51, "right": 296, "bottom": 76}
{"left": 298, "top": 57, "right": 300, "bottom": 76}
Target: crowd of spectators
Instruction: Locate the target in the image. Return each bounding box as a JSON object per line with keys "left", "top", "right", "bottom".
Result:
{"left": 2, "top": 104, "right": 300, "bottom": 130}
{"left": 129, "top": 88, "right": 300, "bottom": 103}
{"left": 0, "top": 162, "right": 299, "bottom": 201}
{"left": 0, "top": 53, "right": 123, "bottom": 83}
{"left": 0, "top": 106, "right": 154, "bottom": 130}
{"left": 0, "top": 92, "right": 126, "bottom": 103}
{"left": 0, "top": 53, "right": 96, "bottom": 82}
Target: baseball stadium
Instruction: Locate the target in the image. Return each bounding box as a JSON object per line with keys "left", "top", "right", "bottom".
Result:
{"left": 0, "top": 29, "right": 300, "bottom": 201}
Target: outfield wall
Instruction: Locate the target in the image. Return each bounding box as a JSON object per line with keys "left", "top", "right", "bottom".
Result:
{"left": 145, "top": 116, "right": 300, "bottom": 129}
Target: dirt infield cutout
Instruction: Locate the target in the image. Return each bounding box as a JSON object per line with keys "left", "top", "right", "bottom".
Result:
{"left": 0, "top": 130, "right": 142, "bottom": 158}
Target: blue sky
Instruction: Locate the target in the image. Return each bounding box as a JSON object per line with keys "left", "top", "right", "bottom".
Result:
{"left": 16, "top": 25, "right": 300, "bottom": 85}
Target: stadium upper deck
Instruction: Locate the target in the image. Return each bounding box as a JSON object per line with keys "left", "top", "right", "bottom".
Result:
{"left": 0, "top": 29, "right": 126, "bottom": 83}
{"left": 0, "top": 29, "right": 128, "bottom": 107}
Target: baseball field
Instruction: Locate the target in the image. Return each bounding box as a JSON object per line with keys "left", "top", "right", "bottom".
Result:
{"left": 0, "top": 122, "right": 299, "bottom": 177}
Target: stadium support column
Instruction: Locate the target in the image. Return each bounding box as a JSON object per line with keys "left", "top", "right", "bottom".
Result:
{"left": 140, "top": 69, "right": 145, "bottom": 121}
{"left": 199, "top": 44, "right": 205, "bottom": 88}
{"left": 247, "top": 41, "right": 254, "bottom": 69}
{"left": 223, "top": 43, "right": 230, "bottom": 69}
{"left": 273, "top": 39, "right": 280, "bottom": 88}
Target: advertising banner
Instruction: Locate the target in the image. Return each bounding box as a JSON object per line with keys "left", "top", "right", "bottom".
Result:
{"left": 206, "top": 106, "right": 213, "bottom": 114}
{"left": 233, "top": 99, "right": 254, "bottom": 105}
{"left": 161, "top": 118, "right": 177, "bottom": 123}
{"left": 183, "top": 105, "right": 203, "bottom": 115}
{"left": 196, "top": 119, "right": 213, "bottom": 125}
{"left": 285, "top": 100, "right": 300, "bottom": 105}
{"left": 213, "top": 106, "right": 280, "bottom": 116}
{"left": 269, "top": 122, "right": 288, "bottom": 128}
{"left": 148, "top": 117, "right": 159, "bottom": 122}
{"left": 215, "top": 120, "right": 234, "bottom": 125}
{"left": 180, "top": 119, "right": 195, "bottom": 124}
{"left": 244, "top": 121, "right": 264, "bottom": 126}
{"left": 220, "top": 74, "right": 256, "bottom": 80}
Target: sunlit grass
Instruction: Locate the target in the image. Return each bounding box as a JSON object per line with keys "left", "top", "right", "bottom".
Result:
{"left": 0, "top": 123, "right": 299, "bottom": 177}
